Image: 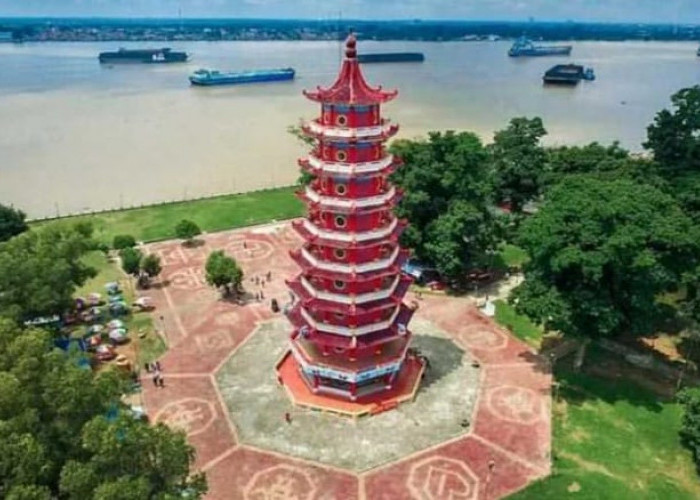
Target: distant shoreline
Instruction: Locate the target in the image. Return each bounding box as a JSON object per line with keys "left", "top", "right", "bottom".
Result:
{"left": 2, "top": 18, "right": 700, "bottom": 43}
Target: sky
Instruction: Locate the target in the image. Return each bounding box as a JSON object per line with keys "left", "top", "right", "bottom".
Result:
{"left": 1, "top": 0, "right": 699, "bottom": 24}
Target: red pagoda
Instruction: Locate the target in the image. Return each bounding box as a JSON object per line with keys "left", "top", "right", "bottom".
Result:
{"left": 277, "top": 34, "right": 424, "bottom": 413}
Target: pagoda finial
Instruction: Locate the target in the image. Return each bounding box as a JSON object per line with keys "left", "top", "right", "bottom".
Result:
{"left": 345, "top": 32, "right": 357, "bottom": 59}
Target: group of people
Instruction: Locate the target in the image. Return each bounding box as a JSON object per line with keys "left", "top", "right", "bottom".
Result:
{"left": 144, "top": 360, "right": 165, "bottom": 388}
{"left": 251, "top": 271, "right": 272, "bottom": 302}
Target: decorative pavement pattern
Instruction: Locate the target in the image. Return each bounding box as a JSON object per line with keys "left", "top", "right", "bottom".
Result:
{"left": 141, "top": 221, "right": 552, "bottom": 500}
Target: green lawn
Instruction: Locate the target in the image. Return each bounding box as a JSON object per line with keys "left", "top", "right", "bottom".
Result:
{"left": 494, "top": 299, "right": 544, "bottom": 348}
{"left": 34, "top": 186, "right": 303, "bottom": 246}
{"left": 510, "top": 353, "right": 700, "bottom": 499}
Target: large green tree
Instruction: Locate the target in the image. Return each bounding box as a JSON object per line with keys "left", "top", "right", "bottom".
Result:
{"left": 391, "top": 131, "right": 499, "bottom": 279}
{"left": 0, "top": 223, "right": 96, "bottom": 323}
{"left": 0, "top": 204, "right": 28, "bottom": 243}
{"left": 645, "top": 85, "right": 700, "bottom": 175}
{"left": 489, "top": 117, "right": 547, "bottom": 214}
{"left": 0, "top": 320, "right": 206, "bottom": 498}
{"left": 205, "top": 250, "right": 243, "bottom": 297}
{"left": 511, "top": 176, "right": 700, "bottom": 340}
{"left": 545, "top": 141, "right": 660, "bottom": 188}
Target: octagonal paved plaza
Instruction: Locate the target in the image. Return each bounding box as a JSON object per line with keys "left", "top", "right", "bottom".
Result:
{"left": 141, "top": 221, "right": 552, "bottom": 499}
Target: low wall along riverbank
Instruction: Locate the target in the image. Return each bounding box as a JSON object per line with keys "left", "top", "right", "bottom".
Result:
{"left": 30, "top": 186, "right": 304, "bottom": 245}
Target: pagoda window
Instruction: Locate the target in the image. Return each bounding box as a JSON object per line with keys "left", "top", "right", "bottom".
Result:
{"left": 334, "top": 215, "right": 347, "bottom": 228}
{"left": 336, "top": 150, "right": 347, "bottom": 162}
{"left": 334, "top": 312, "right": 346, "bottom": 321}
{"left": 334, "top": 280, "right": 346, "bottom": 290}
{"left": 335, "top": 183, "right": 347, "bottom": 196}
{"left": 334, "top": 248, "right": 347, "bottom": 260}
{"left": 336, "top": 114, "right": 348, "bottom": 127}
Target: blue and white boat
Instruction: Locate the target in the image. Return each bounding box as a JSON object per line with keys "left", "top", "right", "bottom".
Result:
{"left": 189, "top": 68, "right": 295, "bottom": 86}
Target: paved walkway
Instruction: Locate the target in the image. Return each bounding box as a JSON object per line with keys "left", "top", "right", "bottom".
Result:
{"left": 140, "top": 221, "right": 552, "bottom": 500}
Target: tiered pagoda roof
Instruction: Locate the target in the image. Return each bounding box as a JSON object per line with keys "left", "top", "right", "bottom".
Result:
{"left": 303, "top": 34, "right": 398, "bottom": 105}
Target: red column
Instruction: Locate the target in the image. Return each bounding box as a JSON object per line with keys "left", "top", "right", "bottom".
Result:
{"left": 350, "top": 382, "right": 357, "bottom": 399}
{"left": 313, "top": 374, "right": 320, "bottom": 389}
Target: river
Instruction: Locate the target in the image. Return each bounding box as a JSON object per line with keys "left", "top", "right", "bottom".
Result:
{"left": 1, "top": 40, "right": 698, "bottom": 218}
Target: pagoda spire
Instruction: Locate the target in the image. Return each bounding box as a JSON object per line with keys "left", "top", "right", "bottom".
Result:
{"left": 303, "top": 33, "right": 398, "bottom": 106}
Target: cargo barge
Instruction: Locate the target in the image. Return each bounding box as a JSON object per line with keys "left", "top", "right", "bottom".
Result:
{"left": 189, "top": 68, "right": 295, "bottom": 86}
{"left": 357, "top": 52, "right": 424, "bottom": 63}
{"left": 543, "top": 64, "right": 595, "bottom": 85}
{"left": 98, "top": 47, "right": 188, "bottom": 64}
{"left": 509, "top": 37, "right": 572, "bottom": 57}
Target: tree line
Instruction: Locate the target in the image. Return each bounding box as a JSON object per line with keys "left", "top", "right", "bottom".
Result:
{"left": 390, "top": 85, "right": 700, "bottom": 472}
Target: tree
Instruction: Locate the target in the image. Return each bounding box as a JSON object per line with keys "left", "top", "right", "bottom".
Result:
{"left": 0, "top": 204, "right": 28, "bottom": 243}
{"left": 111, "top": 235, "right": 136, "bottom": 250}
{"left": 545, "top": 142, "right": 661, "bottom": 188}
{"left": 511, "top": 176, "right": 700, "bottom": 341}
{"left": 678, "top": 387, "right": 700, "bottom": 473}
{"left": 0, "top": 320, "right": 207, "bottom": 498}
{"left": 140, "top": 254, "right": 162, "bottom": 279}
{"left": 119, "top": 247, "right": 142, "bottom": 277}
{"left": 175, "top": 219, "right": 201, "bottom": 246}
{"left": 645, "top": 85, "right": 700, "bottom": 175}
{"left": 489, "top": 117, "right": 547, "bottom": 214}
{"left": 391, "top": 131, "right": 499, "bottom": 279}
{"left": 287, "top": 123, "right": 317, "bottom": 186}
{"left": 205, "top": 250, "right": 243, "bottom": 297}
{"left": 0, "top": 223, "right": 96, "bottom": 323}
{"left": 138, "top": 254, "right": 162, "bottom": 289}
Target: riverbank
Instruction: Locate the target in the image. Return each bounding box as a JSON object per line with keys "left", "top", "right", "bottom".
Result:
{"left": 32, "top": 186, "right": 303, "bottom": 245}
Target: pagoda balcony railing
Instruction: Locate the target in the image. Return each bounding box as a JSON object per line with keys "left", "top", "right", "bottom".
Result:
{"left": 301, "top": 217, "right": 398, "bottom": 243}
{"left": 301, "top": 275, "right": 400, "bottom": 305}
{"left": 300, "top": 303, "right": 402, "bottom": 337}
{"left": 306, "top": 154, "right": 394, "bottom": 175}
{"left": 301, "top": 247, "right": 399, "bottom": 274}
{"left": 306, "top": 119, "right": 395, "bottom": 139}
{"left": 304, "top": 186, "right": 397, "bottom": 210}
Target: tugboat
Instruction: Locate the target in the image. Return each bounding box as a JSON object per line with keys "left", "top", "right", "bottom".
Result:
{"left": 98, "top": 48, "right": 188, "bottom": 64}
{"left": 189, "top": 68, "right": 295, "bottom": 86}
{"left": 543, "top": 64, "right": 595, "bottom": 85}
{"left": 509, "top": 37, "right": 572, "bottom": 57}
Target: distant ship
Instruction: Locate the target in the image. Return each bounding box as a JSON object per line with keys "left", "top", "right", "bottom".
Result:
{"left": 543, "top": 64, "right": 595, "bottom": 85}
{"left": 357, "top": 52, "right": 425, "bottom": 63}
{"left": 98, "top": 48, "right": 188, "bottom": 64}
{"left": 189, "top": 68, "right": 295, "bottom": 86}
{"left": 508, "top": 37, "right": 572, "bottom": 57}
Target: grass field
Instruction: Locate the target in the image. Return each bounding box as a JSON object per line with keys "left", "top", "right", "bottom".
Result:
{"left": 510, "top": 350, "right": 700, "bottom": 500}
{"left": 34, "top": 186, "right": 303, "bottom": 246}
{"left": 494, "top": 299, "right": 544, "bottom": 348}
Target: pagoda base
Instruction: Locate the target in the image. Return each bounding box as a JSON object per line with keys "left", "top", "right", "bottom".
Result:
{"left": 276, "top": 350, "right": 425, "bottom": 418}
